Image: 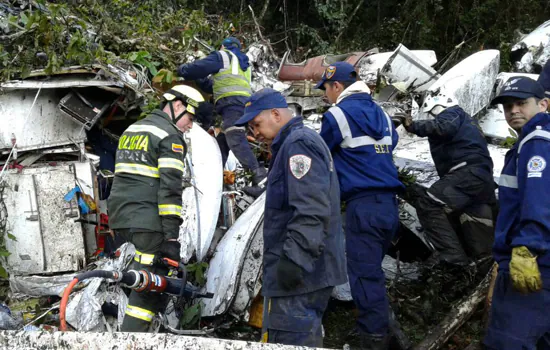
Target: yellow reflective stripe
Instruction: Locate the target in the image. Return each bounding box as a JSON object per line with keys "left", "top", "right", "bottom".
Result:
{"left": 134, "top": 250, "right": 155, "bottom": 265}
{"left": 158, "top": 158, "right": 185, "bottom": 172}
{"left": 115, "top": 163, "right": 160, "bottom": 178}
{"left": 125, "top": 305, "right": 155, "bottom": 322}
{"left": 126, "top": 124, "right": 169, "bottom": 139}
{"left": 158, "top": 204, "right": 182, "bottom": 216}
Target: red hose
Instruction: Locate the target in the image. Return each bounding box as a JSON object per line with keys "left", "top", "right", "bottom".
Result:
{"left": 59, "top": 278, "right": 79, "bottom": 331}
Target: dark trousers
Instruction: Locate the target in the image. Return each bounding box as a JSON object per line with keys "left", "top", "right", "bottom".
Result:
{"left": 346, "top": 193, "right": 399, "bottom": 337}
{"left": 219, "top": 102, "right": 260, "bottom": 172}
{"left": 414, "top": 166, "right": 495, "bottom": 264}
{"left": 484, "top": 271, "right": 550, "bottom": 349}
{"left": 264, "top": 287, "right": 333, "bottom": 347}
{"left": 117, "top": 230, "right": 169, "bottom": 332}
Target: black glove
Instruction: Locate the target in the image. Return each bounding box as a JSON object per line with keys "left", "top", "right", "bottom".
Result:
{"left": 276, "top": 256, "right": 304, "bottom": 291}
{"left": 158, "top": 240, "right": 181, "bottom": 262}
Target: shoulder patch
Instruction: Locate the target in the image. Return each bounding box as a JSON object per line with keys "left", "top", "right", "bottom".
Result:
{"left": 172, "top": 143, "right": 184, "bottom": 153}
{"left": 527, "top": 155, "right": 546, "bottom": 172}
{"left": 289, "top": 154, "right": 312, "bottom": 180}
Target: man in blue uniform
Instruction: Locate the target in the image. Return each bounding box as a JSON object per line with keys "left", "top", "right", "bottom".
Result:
{"left": 177, "top": 37, "right": 266, "bottom": 196}
{"left": 399, "top": 91, "right": 496, "bottom": 267}
{"left": 316, "top": 62, "right": 404, "bottom": 349}
{"left": 235, "top": 88, "right": 346, "bottom": 347}
{"left": 484, "top": 77, "right": 550, "bottom": 349}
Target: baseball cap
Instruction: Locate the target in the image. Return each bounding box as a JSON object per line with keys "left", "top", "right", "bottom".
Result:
{"left": 537, "top": 59, "right": 550, "bottom": 98}
{"left": 235, "top": 88, "right": 289, "bottom": 125}
{"left": 491, "top": 76, "right": 545, "bottom": 105}
{"left": 314, "top": 62, "right": 358, "bottom": 90}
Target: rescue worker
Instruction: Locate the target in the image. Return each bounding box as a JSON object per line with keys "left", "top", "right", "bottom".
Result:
{"left": 484, "top": 77, "right": 550, "bottom": 349}
{"left": 177, "top": 37, "right": 266, "bottom": 197}
{"left": 235, "top": 88, "right": 346, "bottom": 347}
{"left": 108, "top": 85, "right": 212, "bottom": 332}
{"left": 316, "top": 62, "right": 404, "bottom": 349}
{"left": 400, "top": 91, "right": 496, "bottom": 267}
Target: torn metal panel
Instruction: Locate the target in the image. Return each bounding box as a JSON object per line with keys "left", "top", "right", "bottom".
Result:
{"left": 179, "top": 125, "right": 223, "bottom": 263}
{"left": 428, "top": 50, "right": 500, "bottom": 118}
{"left": 478, "top": 106, "right": 511, "bottom": 141}
{"left": 3, "top": 163, "right": 88, "bottom": 275}
{"left": 359, "top": 49, "right": 438, "bottom": 86}
{"left": 511, "top": 20, "right": 550, "bottom": 72}
{"left": 9, "top": 273, "right": 77, "bottom": 297}
{"left": 0, "top": 89, "right": 87, "bottom": 153}
{"left": 202, "top": 193, "right": 266, "bottom": 317}
{"left": 382, "top": 44, "right": 440, "bottom": 92}
{"left": 230, "top": 222, "right": 264, "bottom": 320}
{"left": 0, "top": 75, "right": 122, "bottom": 90}
{"left": 0, "top": 330, "right": 332, "bottom": 349}
{"left": 399, "top": 201, "right": 435, "bottom": 251}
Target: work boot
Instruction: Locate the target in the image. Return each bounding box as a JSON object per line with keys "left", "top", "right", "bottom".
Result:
{"left": 360, "top": 333, "right": 390, "bottom": 350}
{"left": 243, "top": 167, "right": 267, "bottom": 198}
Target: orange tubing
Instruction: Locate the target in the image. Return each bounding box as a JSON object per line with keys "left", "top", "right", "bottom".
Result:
{"left": 59, "top": 278, "right": 79, "bottom": 331}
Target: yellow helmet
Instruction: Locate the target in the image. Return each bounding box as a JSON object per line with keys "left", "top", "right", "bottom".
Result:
{"left": 162, "top": 84, "right": 205, "bottom": 115}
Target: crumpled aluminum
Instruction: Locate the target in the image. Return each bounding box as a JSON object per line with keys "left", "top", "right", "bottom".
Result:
{"left": 65, "top": 243, "right": 135, "bottom": 331}
{"left": 10, "top": 274, "right": 77, "bottom": 298}
{"left": 247, "top": 43, "right": 291, "bottom": 93}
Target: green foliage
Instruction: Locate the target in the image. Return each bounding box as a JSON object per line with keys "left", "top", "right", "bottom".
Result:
{"left": 501, "top": 127, "right": 519, "bottom": 148}
{"left": 186, "top": 261, "right": 208, "bottom": 287}
{"left": 179, "top": 302, "right": 202, "bottom": 329}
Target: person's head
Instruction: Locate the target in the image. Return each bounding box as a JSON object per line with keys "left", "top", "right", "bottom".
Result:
{"left": 421, "top": 90, "right": 458, "bottom": 117}
{"left": 490, "top": 77, "right": 548, "bottom": 131}
{"left": 161, "top": 85, "right": 206, "bottom": 133}
{"left": 315, "top": 62, "right": 358, "bottom": 104}
{"left": 221, "top": 37, "right": 241, "bottom": 51}
{"left": 235, "top": 88, "right": 292, "bottom": 144}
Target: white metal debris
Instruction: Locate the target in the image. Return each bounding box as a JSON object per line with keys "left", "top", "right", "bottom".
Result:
{"left": 382, "top": 44, "right": 440, "bottom": 92}
{"left": 180, "top": 124, "right": 223, "bottom": 263}
{"left": 512, "top": 19, "right": 550, "bottom": 72}
{"left": 428, "top": 50, "right": 500, "bottom": 118}
{"left": 3, "top": 162, "right": 91, "bottom": 275}
{"left": 202, "top": 193, "right": 266, "bottom": 317}
{"left": 9, "top": 273, "right": 77, "bottom": 298}
{"left": 0, "top": 330, "right": 331, "bottom": 349}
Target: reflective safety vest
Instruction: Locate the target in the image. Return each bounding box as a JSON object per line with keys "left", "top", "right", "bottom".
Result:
{"left": 212, "top": 49, "right": 252, "bottom": 102}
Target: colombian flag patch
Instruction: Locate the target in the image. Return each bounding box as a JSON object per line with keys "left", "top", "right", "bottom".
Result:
{"left": 172, "top": 143, "right": 184, "bottom": 153}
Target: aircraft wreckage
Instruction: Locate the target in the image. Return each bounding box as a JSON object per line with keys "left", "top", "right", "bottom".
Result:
{"left": 0, "top": 19, "right": 549, "bottom": 349}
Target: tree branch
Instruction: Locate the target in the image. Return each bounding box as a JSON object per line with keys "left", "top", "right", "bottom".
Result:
{"left": 335, "top": 0, "right": 363, "bottom": 45}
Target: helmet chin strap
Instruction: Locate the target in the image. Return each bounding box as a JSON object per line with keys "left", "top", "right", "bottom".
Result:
{"left": 168, "top": 101, "right": 187, "bottom": 125}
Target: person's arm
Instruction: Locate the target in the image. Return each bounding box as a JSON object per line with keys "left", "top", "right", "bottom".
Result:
{"left": 177, "top": 52, "right": 223, "bottom": 81}
{"left": 410, "top": 109, "right": 460, "bottom": 139}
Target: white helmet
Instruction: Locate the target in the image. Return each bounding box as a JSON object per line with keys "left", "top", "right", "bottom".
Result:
{"left": 421, "top": 91, "right": 458, "bottom": 116}
{"left": 163, "top": 84, "right": 205, "bottom": 115}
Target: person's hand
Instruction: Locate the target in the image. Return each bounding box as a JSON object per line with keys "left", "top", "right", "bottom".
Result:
{"left": 276, "top": 256, "right": 304, "bottom": 291}
{"left": 510, "top": 246, "right": 542, "bottom": 293}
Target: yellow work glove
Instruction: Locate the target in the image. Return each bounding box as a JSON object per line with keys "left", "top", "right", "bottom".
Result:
{"left": 509, "top": 246, "right": 543, "bottom": 293}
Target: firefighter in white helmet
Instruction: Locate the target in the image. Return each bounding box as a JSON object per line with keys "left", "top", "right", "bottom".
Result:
{"left": 108, "top": 84, "right": 213, "bottom": 332}
{"left": 399, "top": 90, "right": 496, "bottom": 267}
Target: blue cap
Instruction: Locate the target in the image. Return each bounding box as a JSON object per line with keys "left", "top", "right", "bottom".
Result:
{"left": 491, "top": 76, "right": 546, "bottom": 105}
{"left": 235, "top": 88, "right": 288, "bottom": 125}
{"left": 314, "top": 62, "right": 357, "bottom": 90}
{"left": 537, "top": 59, "right": 550, "bottom": 98}
{"left": 222, "top": 37, "right": 241, "bottom": 49}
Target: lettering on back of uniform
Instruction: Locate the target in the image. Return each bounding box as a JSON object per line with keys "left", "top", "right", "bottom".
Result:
{"left": 289, "top": 154, "right": 312, "bottom": 180}
{"left": 527, "top": 155, "right": 546, "bottom": 178}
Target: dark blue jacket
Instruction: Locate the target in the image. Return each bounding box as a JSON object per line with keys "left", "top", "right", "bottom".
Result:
{"left": 320, "top": 91, "right": 404, "bottom": 201}
{"left": 177, "top": 49, "right": 250, "bottom": 95}
{"left": 410, "top": 105, "right": 493, "bottom": 177}
{"left": 493, "top": 113, "right": 550, "bottom": 276}
{"left": 263, "top": 117, "right": 347, "bottom": 297}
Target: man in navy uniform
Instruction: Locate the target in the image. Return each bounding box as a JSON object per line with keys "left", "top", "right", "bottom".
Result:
{"left": 484, "top": 77, "right": 550, "bottom": 349}
{"left": 235, "top": 88, "right": 346, "bottom": 347}
{"left": 316, "top": 62, "right": 404, "bottom": 349}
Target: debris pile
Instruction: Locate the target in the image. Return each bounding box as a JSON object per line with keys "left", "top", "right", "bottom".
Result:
{"left": 0, "top": 3, "right": 549, "bottom": 348}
